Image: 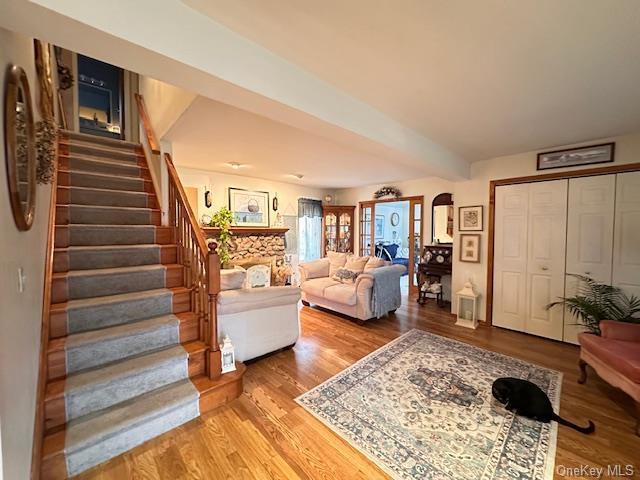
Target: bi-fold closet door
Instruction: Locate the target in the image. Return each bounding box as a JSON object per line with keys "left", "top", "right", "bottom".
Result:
{"left": 494, "top": 171, "right": 640, "bottom": 343}
{"left": 493, "top": 179, "right": 567, "bottom": 341}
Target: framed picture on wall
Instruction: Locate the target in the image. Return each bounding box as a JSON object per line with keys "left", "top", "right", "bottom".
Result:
{"left": 537, "top": 142, "right": 615, "bottom": 171}
{"left": 459, "top": 234, "right": 481, "bottom": 263}
{"left": 458, "top": 205, "right": 483, "bottom": 231}
{"left": 228, "top": 187, "right": 270, "bottom": 227}
{"left": 375, "top": 215, "right": 385, "bottom": 237}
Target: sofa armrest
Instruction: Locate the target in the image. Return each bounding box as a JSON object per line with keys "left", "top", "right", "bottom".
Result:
{"left": 355, "top": 273, "right": 374, "bottom": 292}
{"left": 299, "top": 258, "right": 330, "bottom": 283}
{"left": 600, "top": 320, "right": 640, "bottom": 342}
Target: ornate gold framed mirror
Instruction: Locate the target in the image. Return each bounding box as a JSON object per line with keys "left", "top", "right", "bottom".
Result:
{"left": 4, "top": 65, "right": 36, "bottom": 231}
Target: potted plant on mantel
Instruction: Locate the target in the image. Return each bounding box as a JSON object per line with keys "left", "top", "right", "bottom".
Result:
{"left": 208, "top": 206, "right": 234, "bottom": 268}
{"left": 547, "top": 274, "right": 640, "bottom": 335}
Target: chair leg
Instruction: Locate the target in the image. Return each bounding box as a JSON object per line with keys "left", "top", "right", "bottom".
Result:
{"left": 635, "top": 402, "right": 640, "bottom": 437}
{"left": 578, "top": 359, "right": 588, "bottom": 384}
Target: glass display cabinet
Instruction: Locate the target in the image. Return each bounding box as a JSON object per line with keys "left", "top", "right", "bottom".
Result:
{"left": 322, "top": 206, "right": 355, "bottom": 255}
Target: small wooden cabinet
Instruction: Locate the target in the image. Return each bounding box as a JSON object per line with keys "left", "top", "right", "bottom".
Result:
{"left": 322, "top": 205, "right": 355, "bottom": 256}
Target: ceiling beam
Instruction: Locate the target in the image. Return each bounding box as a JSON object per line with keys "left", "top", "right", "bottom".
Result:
{"left": 1, "top": 0, "right": 470, "bottom": 180}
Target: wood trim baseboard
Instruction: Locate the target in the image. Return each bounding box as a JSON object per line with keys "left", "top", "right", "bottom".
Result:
{"left": 484, "top": 161, "right": 640, "bottom": 325}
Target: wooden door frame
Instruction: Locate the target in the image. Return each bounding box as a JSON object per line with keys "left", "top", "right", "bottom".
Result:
{"left": 359, "top": 195, "right": 424, "bottom": 295}
{"left": 486, "top": 162, "right": 640, "bottom": 325}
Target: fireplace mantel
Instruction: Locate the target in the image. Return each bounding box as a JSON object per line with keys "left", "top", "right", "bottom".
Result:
{"left": 201, "top": 226, "right": 289, "bottom": 235}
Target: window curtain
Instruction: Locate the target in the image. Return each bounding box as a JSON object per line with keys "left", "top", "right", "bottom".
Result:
{"left": 298, "top": 198, "right": 323, "bottom": 263}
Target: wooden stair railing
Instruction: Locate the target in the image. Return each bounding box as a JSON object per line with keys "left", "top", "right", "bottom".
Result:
{"left": 135, "top": 93, "right": 222, "bottom": 380}
{"left": 165, "top": 153, "right": 221, "bottom": 379}
{"left": 32, "top": 135, "right": 61, "bottom": 480}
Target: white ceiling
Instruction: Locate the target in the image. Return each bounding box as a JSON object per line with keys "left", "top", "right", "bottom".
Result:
{"left": 166, "top": 97, "right": 427, "bottom": 188}
{"left": 184, "top": 0, "right": 640, "bottom": 161}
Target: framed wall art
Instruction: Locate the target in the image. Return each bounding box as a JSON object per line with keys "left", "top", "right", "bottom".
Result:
{"left": 459, "top": 234, "right": 481, "bottom": 263}
{"left": 228, "top": 187, "right": 270, "bottom": 227}
{"left": 537, "top": 142, "right": 615, "bottom": 171}
{"left": 458, "top": 205, "right": 483, "bottom": 231}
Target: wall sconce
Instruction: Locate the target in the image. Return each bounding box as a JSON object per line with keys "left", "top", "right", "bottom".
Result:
{"left": 204, "top": 187, "right": 212, "bottom": 208}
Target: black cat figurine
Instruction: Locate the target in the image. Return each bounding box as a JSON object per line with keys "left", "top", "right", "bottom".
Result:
{"left": 492, "top": 377, "right": 595, "bottom": 434}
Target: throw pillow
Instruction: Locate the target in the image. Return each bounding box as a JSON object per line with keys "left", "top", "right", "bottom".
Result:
{"left": 327, "top": 251, "right": 348, "bottom": 276}
{"left": 332, "top": 267, "right": 360, "bottom": 284}
{"left": 344, "top": 255, "right": 369, "bottom": 274}
{"left": 364, "top": 257, "right": 390, "bottom": 271}
{"left": 220, "top": 266, "right": 246, "bottom": 291}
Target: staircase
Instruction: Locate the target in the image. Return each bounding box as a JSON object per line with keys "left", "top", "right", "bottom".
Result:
{"left": 41, "top": 131, "right": 243, "bottom": 479}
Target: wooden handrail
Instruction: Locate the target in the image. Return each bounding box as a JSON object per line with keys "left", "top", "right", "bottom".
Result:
{"left": 33, "top": 135, "right": 60, "bottom": 479}
{"left": 134, "top": 93, "right": 160, "bottom": 154}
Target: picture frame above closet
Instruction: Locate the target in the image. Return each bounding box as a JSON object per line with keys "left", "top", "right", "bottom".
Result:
{"left": 537, "top": 142, "right": 615, "bottom": 171}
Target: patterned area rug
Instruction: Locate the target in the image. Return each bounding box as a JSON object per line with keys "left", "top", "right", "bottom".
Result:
{"left": 296, "top": 329, "right": 562, "bottom": 480}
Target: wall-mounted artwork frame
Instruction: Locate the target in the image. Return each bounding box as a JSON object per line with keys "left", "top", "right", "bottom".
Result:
{"left": 459, "top": 234, "right": 481, "bottom": 263}
{"left": 537, "top": 142, "right": 615, "bottom": 171}
{"left": 458, "top": 205, "right": 483, "bottom": 231}
{"left": 228, "top": 187, "right": 270, "bottom": 227}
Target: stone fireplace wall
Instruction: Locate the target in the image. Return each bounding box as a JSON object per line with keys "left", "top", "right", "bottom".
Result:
{"left": 205, "top": 232, "right": 288, "bottom": 285}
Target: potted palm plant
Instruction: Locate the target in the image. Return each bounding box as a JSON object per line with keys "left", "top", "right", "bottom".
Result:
{"left": 547, "top": 274, "right": 640, "bottom": 335}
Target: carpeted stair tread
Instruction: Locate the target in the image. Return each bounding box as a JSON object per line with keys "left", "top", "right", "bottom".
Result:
{"left": 63, "top": 314, "right": 181, "bottom": 373}
{"left": 67, "top": 144, "right": 143, "bottom": 163}
{"left": 67, "top": 204, "right": 159, "bottom": 225}
{"left": 66, "top": 224, "right": 161, "bottom": 246}
{"left": 55, "top": 244, "right": 175, "bottom": 270}
{"left": 54, "top": 264, "right": 173, "bottom": 300}
{"left": 63, "top": 379, "right": 199, "bottom": 476}
{"left": 63, "top": 186, "right": 154, "bottom": 208}
{"left": 62, "top": 345, "right": 189, "bottom": 421}
{"left": 67, "top": 155, "right": 144, "bottom": 177}
{"left": 55, "top": 288, "right": 179, "bottom": 333}
{"left": 61, "top": 130, "right": 141, "bottom": 150}
{"left": 64, "top": 169, "right": 147, "bottom": 192}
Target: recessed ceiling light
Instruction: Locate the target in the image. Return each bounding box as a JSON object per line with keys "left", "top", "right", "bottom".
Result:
{"left": 291, "top": 173, "right": 304, "bottom": 179}
{"left": 228, "top": 162, "right": 241, "bottom": 169}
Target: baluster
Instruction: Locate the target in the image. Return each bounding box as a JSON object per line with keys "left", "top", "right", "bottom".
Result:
{"left": 207, "top": 242, "right": 221, "bottom": 379}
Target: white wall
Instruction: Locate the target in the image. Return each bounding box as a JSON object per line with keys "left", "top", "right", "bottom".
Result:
{"left": 0, "top": 27, "right": 52, "bottom": 480}
{"left": 374, "top": 202, "right": 409, "bottom": 247}
{"left": 451, "top": 131, "right": 640, "bottom": 321}
{"left": 335, "top": 176, "right": 455, "bottom": 246}
{"left": 138, "top": 76, "right": 196, "bottom": 140}
{"left": 336, "top": 131, "right": 640, "bottom": 320}
{"left": 176, "top": 166, "right": 332, "bottom": 225}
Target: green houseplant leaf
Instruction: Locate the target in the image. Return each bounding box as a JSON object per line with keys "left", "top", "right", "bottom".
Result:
{"left": 546, "top": 274, "right": 640, "bottom": 335}
{"left": 209, "top": 206, "right": 234, "bottom": 267}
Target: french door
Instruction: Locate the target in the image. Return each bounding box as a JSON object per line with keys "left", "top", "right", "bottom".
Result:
{"left": 359, "top": 197, "right": 423, "bottom": 295}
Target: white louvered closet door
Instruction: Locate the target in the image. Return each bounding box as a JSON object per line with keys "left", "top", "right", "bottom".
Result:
{"left": 613, "top": 171, "right": 640, "bottom": 298}
{"left": 564, "top": 175, "right": 616, "bottom": 344}
{"left": 525, "top": 180, "right": 567, "bottom": 341}
{"left": 493, "top": 184, "right": 529, "bottom": 332}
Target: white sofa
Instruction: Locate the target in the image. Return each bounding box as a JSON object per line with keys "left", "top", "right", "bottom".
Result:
{"left": 299, "top": 253, "right": 405, "bottom": 323}
{"left": 216, "top": 268, "right": 301, "bottom": 361}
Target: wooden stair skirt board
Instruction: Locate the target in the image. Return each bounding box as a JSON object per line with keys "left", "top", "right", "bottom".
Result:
{"left": 39, "top": 132, "right": 244, "bottom": 480}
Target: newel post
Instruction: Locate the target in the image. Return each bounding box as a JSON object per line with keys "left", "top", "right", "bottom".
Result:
{"left": 207, "top": 241, "right": 222, "bottom": 380}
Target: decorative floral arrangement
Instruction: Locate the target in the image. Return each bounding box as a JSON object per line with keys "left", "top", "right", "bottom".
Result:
{"left": 373, "top": 186, "right": 401, "bottom": 199}
{"left": 36, "top": 118, "right": 58, "bottom": 184}
{"left": 209, "top": 206, "right": 234, "bottom": 267}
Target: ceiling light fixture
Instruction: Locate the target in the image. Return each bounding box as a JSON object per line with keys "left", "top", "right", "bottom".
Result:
{"left": 229, "top": 162, "right": 241, "bottom": 169}
{"left": 292, "top": 173, "right": 304, "bottom": 179}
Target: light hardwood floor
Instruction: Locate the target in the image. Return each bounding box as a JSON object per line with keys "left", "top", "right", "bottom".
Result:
{"left": 76, "top": 297, "right": 640, "bottom": 479}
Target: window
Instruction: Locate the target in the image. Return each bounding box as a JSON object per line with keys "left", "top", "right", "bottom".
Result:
{"left": 298, "top": 198, "right": 322, "bottom": 262}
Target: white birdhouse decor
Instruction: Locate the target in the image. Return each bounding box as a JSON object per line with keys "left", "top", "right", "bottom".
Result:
{"left": 220, "top": 335, "right": 236, "bottom": 373}
{"left": 455, "top": 281, "right": 480, "bottom": 329}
